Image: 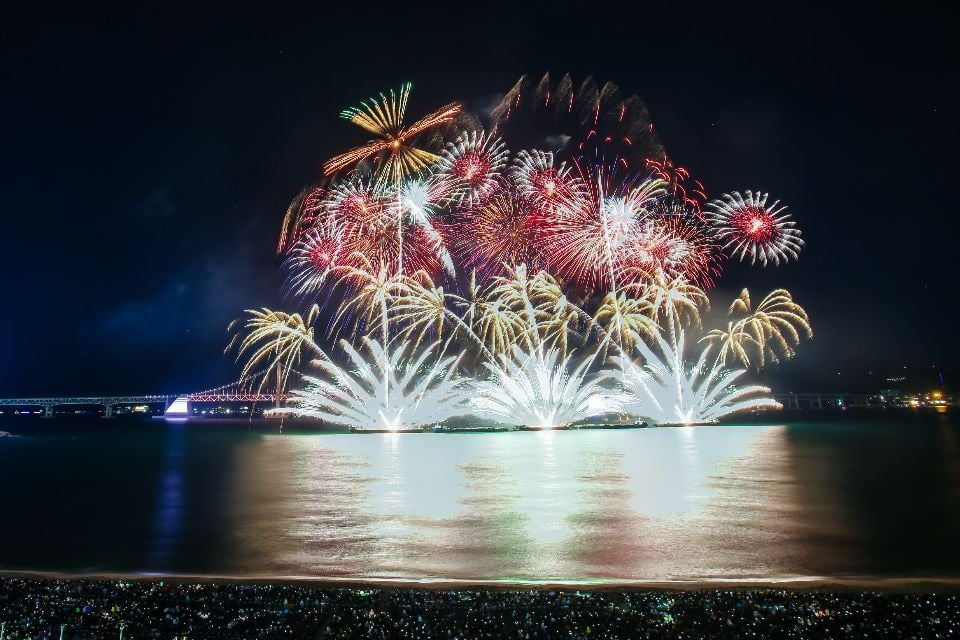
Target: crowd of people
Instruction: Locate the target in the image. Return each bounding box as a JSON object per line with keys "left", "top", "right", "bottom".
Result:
{"left": 1, "top": 578, "right": 958, "bottom": 638}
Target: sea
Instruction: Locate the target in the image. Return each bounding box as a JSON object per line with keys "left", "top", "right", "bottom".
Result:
{"left": 1, "top": 412, "right": 958, "bottom": 585}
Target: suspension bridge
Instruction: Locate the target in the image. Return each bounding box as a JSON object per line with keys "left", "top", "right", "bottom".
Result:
{"left": 0, "top": 375, "right": 290, "bottom": 418}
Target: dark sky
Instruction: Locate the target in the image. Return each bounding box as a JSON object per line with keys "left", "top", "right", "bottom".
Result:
{"left": 1, "top": 3, "right": 954, "bottom": 396}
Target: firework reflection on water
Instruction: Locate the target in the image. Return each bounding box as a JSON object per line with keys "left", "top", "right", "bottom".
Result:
{"left": 228, "top": 427, "right": 823, "bottom": 581}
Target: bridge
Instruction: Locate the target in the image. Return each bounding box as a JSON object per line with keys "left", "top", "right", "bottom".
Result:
{"left": 0, "top": 387, "right": 906, "bottom": 419}
{"left": 773, "top": 393, "right": 895, "bottom": 410}
{"left": 0, "top": 375, "right": 290, "bottom": 418}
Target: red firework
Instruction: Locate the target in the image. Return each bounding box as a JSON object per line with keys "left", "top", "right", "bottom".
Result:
{"left": 706, "top": 191, "right": 803, "bottom": 266}
{"left": 645, "top": 157, "right": 707, "bottom": 214}
{"left": 542, "top": 161, "right": 665, "bottom": 290}
{"left": 627, "top": 218, "right": 720, "bottom": 288}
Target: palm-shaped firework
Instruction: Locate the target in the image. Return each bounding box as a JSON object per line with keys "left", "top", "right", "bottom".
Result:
{"left": 702, "top": 288, "right": 812, "bottom": 369}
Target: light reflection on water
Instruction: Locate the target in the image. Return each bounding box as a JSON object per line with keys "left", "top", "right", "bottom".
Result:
{"left": 4, "top": 418, "right": 960, "bottom": 581}
{"left": 230, "top": 426, "right": 791, "bottom": 580}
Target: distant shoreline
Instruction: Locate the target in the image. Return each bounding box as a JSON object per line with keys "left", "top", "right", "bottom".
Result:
{"left": 4, "top": 570, "right": 960, "bottom": 593}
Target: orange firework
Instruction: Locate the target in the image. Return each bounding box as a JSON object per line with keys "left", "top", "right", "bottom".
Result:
{"left": 323, "top": 82, "right": 461, "bottom": 186}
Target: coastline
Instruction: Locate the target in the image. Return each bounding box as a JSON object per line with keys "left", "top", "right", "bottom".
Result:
{"left": 4, "top": 569, "right": 960, "bottom": 593}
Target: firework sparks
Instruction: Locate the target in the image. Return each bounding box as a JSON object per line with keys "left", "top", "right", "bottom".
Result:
{"left": 473, "top": 344, "right": 612, "bottom": 428}
{"left": 323, "top": 83, "right": 461, "bottom": 186}
{"left": 450, "top": 189, "right": 545, "bottom": 274}
{"left": 604, "top": 330, "right": 781, "bottom": 425}
{"left": 509, "top": 149, "right": 584, "bottom": 215}
{"left": 545, "top": 163, "right": 666, "bottom": 289}
{"left": 706, "top": 190, "right": 803, "bottom": 266}
{"left": 645, "top": 157, "right": 707, "bottom": 214}
{"left": 225, "top": 306, "right": 325, "bottom": 394}
{"left": 293, "top": 337, "right": 469, "bottom": 431}
{"left": 703, "top": 288, "right": 812, "bottom": 369}
{"left": 437, "top": 130, "right": 508, "bottom": 206}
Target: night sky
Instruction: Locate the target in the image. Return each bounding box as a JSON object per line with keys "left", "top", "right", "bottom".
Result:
{"left": 1, "top": 3, "right": 954, "bottom": 396}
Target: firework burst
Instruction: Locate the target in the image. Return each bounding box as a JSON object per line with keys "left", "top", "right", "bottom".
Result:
{"left": 509, "top": 149, "right": 584, "bottom": 215}
{"left": 293, "top": 337, "right": 469, "bottom": 431}
{"left": 437, "top": 130, "right": 508, "bottom": 206}
{"left": 323, "top": 83, "right": 461, "bottom": 186}
{"left": 706, "top": 190, "right": 803, "bottom": 266}
{"left": 604, "top": 330, "right": 781, "bottom": 425}
{"left": 450, "top": 189, "right": 544, "bottom": 274}
{"left": 645, "top": 157, "right": 707, "bottom": 214}
{"left": 544, "top": 163, "right": 666, "bottom": 289}
{"left": 702, "top": 288, "right": 812, "bottom": 369}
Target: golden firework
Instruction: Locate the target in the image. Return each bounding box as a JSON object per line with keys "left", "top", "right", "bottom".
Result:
{"left": 225, "top": 305, "right": 324, "bottom": 393}
{"left": 324, "top": 83, "right": 461, "bottom": 187}
{"left": 703, "top": 288, "right": 812, "bottom": 369}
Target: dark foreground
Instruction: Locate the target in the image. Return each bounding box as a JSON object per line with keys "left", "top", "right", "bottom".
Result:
{"left": 1, "top": 579, "right": 959, "bottom": 639}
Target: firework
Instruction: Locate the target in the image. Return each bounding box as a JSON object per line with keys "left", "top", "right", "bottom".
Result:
{"left": 313, "top": 176, "right": 455, "bottom": 279}
{"left": 592, "top": 292, "right": 659, "bottom": 354}
{"left": 229, "top": 76, "right": 813, "bottom": 426}
{"left": 450, "top": 189, "right": 544, "bottom": 274}
{"left": 605, "top": 330, "right": 781, "bottom": 425}
{"left": 388, "top": 271, "right": 483, "bottom": 355}
{"left": 472, "top": 344, "right": 612, "bottom": 428}
{"left": 545, "top": 163, "right": 666, "bottom": 289}
{"left": 509, "top": 150, "right": 584, "bottom": 215}
{"left": 323, "top": 83, "right": 461, "bottom": 186}
{"left": 437, "top": 130, "right": 508, "bottom": 206}
{"left": 629, "top": 216, "right": 720, "bottom": 287}
{"left": 293, "top": 337, "right": 469, "bottom": 430}
{"left": 399, "top": 175, "right": 457, "bottom": 276}
{"left": 645, "top": 158, "right": 707, "bottom": 214}
{"left": 283, "top": 228, "right": 346, "bottom": 298}
{"left": 278, "top": 185, "right": 328, "bottom": 255}
{"left": 703, "top": 288, "right": 812, "bottom": 369}
{"left": 706, "top": 190, "right": 803, "bottom": 266}
{"left": 630, "top": 268, "right": 708, "bottom": 343}
{"left": 225, "top": 306, "right": 325, "bottom": 393}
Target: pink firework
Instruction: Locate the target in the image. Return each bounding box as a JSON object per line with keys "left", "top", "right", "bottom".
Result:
{"left": 292, "top": 177, "right": 453, "bottom": 279}
{"left": 544, "top": 162, "right": 665, "bottom": 289}
{"left": 706, "top": 191, "right": 803, "bottom": 266}
{"left": 437, "top": 130, "right": 507, "bottom": 207}
{"left": 284, "top": 228, "right": 347, "bottom": 297}
{"left": 509, "top": 149, "right": 585, "bottom": 215}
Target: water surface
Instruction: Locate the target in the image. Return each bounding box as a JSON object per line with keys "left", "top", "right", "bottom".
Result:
{"left": 1, "top": 415, "right": 958, "bottom": 583}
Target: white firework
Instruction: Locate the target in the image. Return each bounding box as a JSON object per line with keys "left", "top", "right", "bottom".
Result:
{"left": 399, "top": 176, "right": 457, "bottom": 276}
{"left": 604, "top": 330, "right": 780, "bottom": 424}
{"left": 472, "top": 344, "right": 615, "bottom": 428}
{"left": 705, "top": 190, "right": 803, "bottom": 266}
{"left": 293, "top": 337, "right": 470, "bottom": 430}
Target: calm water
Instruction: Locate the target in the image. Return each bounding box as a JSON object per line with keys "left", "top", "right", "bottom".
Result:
{"left": 1, "top": 414, "right": 959, "bottom": 583}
